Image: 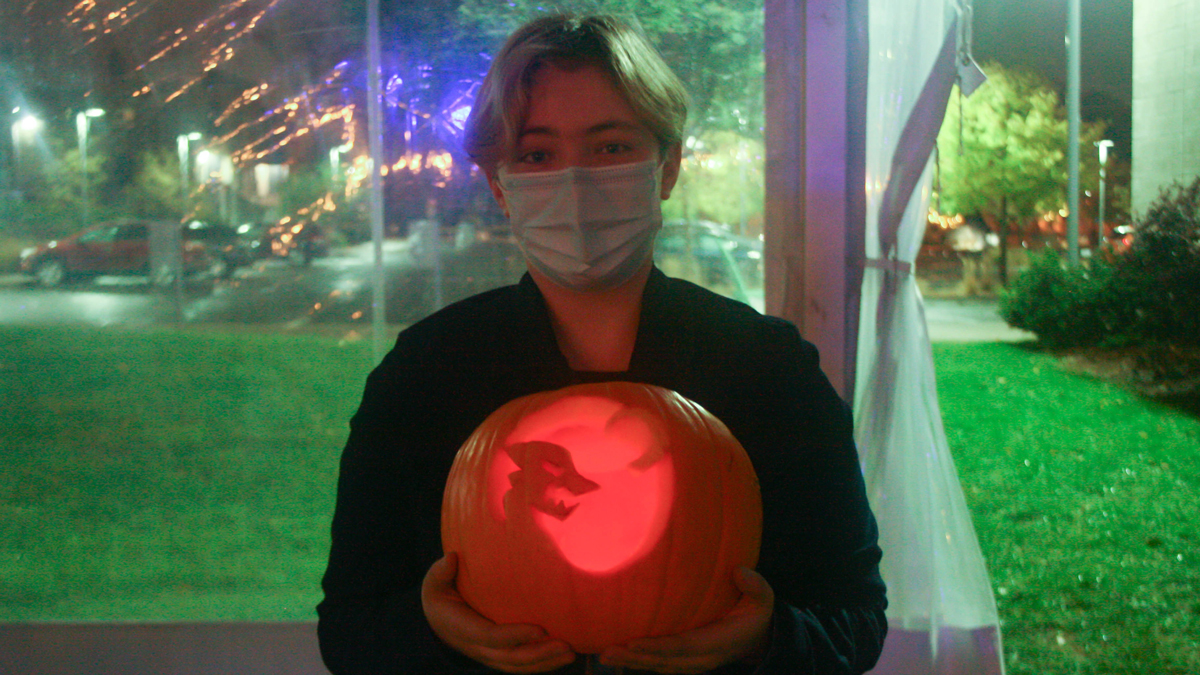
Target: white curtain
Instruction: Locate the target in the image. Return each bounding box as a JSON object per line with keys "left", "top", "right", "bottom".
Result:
{"left": 856, "top": 1, "right": 1005, "bottom": 673}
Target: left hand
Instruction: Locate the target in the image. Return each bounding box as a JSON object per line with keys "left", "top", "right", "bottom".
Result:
{"left": 597, "top": 567, "right": 774, "bottom": 674}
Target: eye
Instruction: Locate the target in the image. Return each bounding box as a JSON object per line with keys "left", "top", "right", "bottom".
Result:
{"left": 598, "top": 142, "right": 631, "bottom": 155}
{"left": 518, "top": 149, "right": 550, "bottom": 165}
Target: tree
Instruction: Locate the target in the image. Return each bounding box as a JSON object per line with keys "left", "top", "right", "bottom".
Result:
{"left": 936, "top": 63, "right": 1106, "bottom": 284}
{"left": 452, "top": 2, "right": 767, "bottom": 232}
{"left": 454, "top": 0, "right": 764, "bottom": 139}
{"left": 124, "top": 148, "right": 185, "bottom": 220}
{"left": 665, "top": 131, "right": 764, "bottom": 235}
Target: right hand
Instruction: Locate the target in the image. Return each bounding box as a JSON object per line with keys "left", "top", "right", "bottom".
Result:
{"left": 421, "top": 552, "right": 577, "bottom": 673}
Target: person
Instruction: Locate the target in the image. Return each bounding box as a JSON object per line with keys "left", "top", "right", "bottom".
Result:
{"left": 318, "top": 14, "right": 886, "bottom": 675}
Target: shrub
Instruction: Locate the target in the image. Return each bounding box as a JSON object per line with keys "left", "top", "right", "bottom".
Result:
{"left": 999, "top": 249, "right": 1124, "bottom": 348}
{"left": 1000, "top": 176, "right": 1200, "bottom": 348}
{"left": 1112, "top": 178, "right": 1200, "bottom": 345}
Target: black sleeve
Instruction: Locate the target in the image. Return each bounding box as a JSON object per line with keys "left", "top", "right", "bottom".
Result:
{"left": 318, "top": 292, "right": 887, "bottom": 674}
{"left": 316, "top": 344, "right": 492, "bottom": 674}
{"left": 732, "top": 321, "right": 888, "bottom": 674}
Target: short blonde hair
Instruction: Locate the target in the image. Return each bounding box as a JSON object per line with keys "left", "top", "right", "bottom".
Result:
{"left": 463, "top": 14, "right": 688, "bottom": 174}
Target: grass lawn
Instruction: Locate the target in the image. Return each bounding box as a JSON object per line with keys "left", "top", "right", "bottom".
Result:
{"left": 2, "top": 327, "right": 1197, "bottom": 674}
{"left": 0, "top": 325, "right": 375, "bottom": 621}
{"left": 934, "top": 342, "right": 1200, "bottom": 675}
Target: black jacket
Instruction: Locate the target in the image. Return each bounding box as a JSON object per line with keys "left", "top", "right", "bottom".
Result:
{"left": 318, "top": 268, "right": 887, "bottom": 674}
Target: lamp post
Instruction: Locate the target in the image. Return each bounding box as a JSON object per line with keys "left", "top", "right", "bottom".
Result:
{"left": 196, "top": 149, "right": 234, "bottom": 224}
{"left": 76, "top": 108, "right": 105, "bottom": 228}
{"left": 177, "top": 132, "right": 202, "bottom": 217}
{"left": 1066, "top": 0, "right": 1081, "bottom": 265}
{"left": 12, "top": 113, "right": 44, "bottom": 178}
{"left": 329, "top": 143, "right": 352, "bottom": 190}
{"left": 1095, "top": 139, "right": 1114, "bottom": 250}
{"left": 367, "top": 0, "right": 387, "bottom": 362}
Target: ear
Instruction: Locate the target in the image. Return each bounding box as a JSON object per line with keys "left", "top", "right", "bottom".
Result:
{"left": 486, "top": 169, "right": 510, "bottom": 218}
{"left": 659, "top": 143, "right": 683, "bottom": 200}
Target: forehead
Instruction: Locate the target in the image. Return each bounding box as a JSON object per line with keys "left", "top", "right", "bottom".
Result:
{"left": 519, "top": 62, "right": 649, "bottom": 136}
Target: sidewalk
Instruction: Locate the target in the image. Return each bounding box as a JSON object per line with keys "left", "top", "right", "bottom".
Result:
{"left": 922, "top": 297, "right": 1034, "bottom": 343}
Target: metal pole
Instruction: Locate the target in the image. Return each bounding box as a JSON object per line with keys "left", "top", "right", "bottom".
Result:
{"left": 175, "top": 138, "right": 186, "bottom": 321}
{"left": 174, "top": 132, "right": 198, "bottom": 322}
{"left": 1098, "top": 165, "right": 1106, "bottom": 250}
{"left": 1095, "top": 139, "right": 1113, "bottom": 250}
{"left": 1066, "top": 0, "right": 1081, "bottom": 265}
{"left": 177, "top": 132, "right": 201, "bottom": 219}
{"left": 178, "top": 135, "right": 190, "bottom": 217}
{"left": 367, "top": 0, "right": 388, "bottom": 363}
{"left": 231, "top": 165, "right": 240, "bottom": 226}
{"left": 77, "top": 113, "right": 89, "bottom": 229}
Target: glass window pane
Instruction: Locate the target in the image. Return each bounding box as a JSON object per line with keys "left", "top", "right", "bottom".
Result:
{"left": 1, "top": 0, "right": 763, "bottom": 622}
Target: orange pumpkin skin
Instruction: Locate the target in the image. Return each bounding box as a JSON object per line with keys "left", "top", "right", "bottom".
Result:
{"left": 441, "top": 381, "right": 762, "bottom": 654}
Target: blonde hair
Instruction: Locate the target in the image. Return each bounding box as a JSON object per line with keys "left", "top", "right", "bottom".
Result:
{"left": 463, "top": 14, "right": 688, "bottom": 173}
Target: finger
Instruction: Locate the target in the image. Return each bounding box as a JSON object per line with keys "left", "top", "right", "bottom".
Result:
{"left": 480, "top": 622, "right": 551, "bottom": 650}
{"left": 423, "top": 554, "right": 559, "bottom": 646}
{"left": 430, "top": 594, "right": 550, "bottom": 652}
{"left": 423, "top": 552, "right": 458, "bottom": 590}
{"left": 626, "top": 633, "right": 702, "bottom": 658}
{"left": 600, "top": 570, "right": 776, "bottom": 672}
{"left": 477, "top": 639, "right": 577, "bottom": 674}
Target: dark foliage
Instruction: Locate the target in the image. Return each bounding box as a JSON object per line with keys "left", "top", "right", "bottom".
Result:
{"left": 1001, "top": 176, "right": 1200, "bottom": 350}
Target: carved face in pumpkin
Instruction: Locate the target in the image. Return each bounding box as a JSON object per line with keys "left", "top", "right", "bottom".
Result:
{"left": 486, "top": 395, "right": 675, "bottom": 574}
{"left": 443, "top": 382, "right": 762, "bottom": 653}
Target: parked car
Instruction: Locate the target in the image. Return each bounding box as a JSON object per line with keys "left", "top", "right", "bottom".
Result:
{"left": 182, "top": 220, "right": 263, "bottom": 277}
{"left": 18, "top": 219, "right": 220, "bottom": 287}
{"left": 261, "top": 220, "right": 330, "bottom": 264}
{"left": 654, "top": 220, "right": 765, "bottom": 311}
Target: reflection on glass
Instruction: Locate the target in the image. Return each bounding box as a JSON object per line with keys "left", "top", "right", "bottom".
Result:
{"left": 1, "top": 0, "right": 765, "bottom": 622}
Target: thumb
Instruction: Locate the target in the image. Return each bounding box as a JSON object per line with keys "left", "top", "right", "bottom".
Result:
{"left": 427, "top": 552, "right": 459, "bottom": 586}
{"left": 734, "top": 567, "right": 773, "bottom": 604}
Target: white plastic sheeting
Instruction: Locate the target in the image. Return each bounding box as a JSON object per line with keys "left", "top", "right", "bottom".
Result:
{"left": 855, "top": 1, "right": 1005, "bottom": 673}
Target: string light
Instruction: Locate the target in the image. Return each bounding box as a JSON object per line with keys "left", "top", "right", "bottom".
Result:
{"left": 66, "top": 1, "right": 474, "bottom": 229}
{"left": 927, "top": 208, "right": 965, "bottom": 229}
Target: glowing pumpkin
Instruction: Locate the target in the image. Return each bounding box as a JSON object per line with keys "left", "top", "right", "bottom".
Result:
{"left": 441, "top": 381, "right": 762, "bottom": 654}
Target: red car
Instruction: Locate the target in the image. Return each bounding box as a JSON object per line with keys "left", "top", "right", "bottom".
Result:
{"left": 18, "top": 219, "right": 219, "bottom": 287}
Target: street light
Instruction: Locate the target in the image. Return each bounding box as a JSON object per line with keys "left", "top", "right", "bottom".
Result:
{"left": 1066, "top": 0, "right": 1081, "bottom": 265}
{"left": 13, "top": 114, "right": 44, "bottom": 137}
{"left": 329, "top": 143, "right": 353, "bottom": 189}
{"left": 1095, "top": 139, "right": 1114, "bottom": 250}
{"left": 12, "top": 114, "right": 44, "bottom": 159}
{"left": 176, "top": 132, "right": 202, "bottom": 216}
{"left": 195, "top": 148, "right": 235, "bottom": 223}
{"left": 11, "top": 113, "right": 45, "bottom": 189}
{"left": 76, "top": 108, "right": 105, "bottom": 228}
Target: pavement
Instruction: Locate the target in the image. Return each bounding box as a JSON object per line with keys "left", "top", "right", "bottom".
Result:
{"left": 922, "top": 296, "right": 1035, "bottom": 343}
{"left": 1, "top": 267, "right": 1033, "bottom": 343}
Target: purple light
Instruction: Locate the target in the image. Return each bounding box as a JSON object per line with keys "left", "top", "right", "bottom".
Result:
{"left": 448, "top": 104, "right": 472, "bottom": 131}
{"left": 434, "top": 80, "right": 481, "bottom": 148}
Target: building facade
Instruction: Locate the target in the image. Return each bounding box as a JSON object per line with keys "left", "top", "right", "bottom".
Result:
{"left": 1132, "top": 0, "right": 1200, "bottom": 214}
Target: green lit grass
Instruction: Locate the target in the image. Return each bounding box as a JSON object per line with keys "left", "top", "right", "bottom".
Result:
{"left": 0, "top": 325, "right": 375, "bottom": 621}
{"left": 2, "top": 328, "right": 1198, "bottom": 675}
{"left": 933, "top": 342, "right": 1200, "bottom": 675}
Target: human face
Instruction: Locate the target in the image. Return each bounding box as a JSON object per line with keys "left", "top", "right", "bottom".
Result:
{"left": 488, "top": 63, "right": 682, "bottom": 214}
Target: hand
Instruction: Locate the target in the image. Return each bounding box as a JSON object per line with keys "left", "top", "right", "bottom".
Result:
{"left": 421, "top": 552, "right": 577, "bottom": 673}
{"left": 598, "top": 567, "right": 774, "bottom": 674}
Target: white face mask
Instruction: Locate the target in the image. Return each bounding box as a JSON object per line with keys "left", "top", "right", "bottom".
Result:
{"left": 497, "top": 160, "right": 663, "bottom": 292}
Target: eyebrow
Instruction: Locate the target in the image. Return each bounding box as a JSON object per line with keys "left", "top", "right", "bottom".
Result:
{"left": 518, "top": 120, "right": 646, "bottom": 140}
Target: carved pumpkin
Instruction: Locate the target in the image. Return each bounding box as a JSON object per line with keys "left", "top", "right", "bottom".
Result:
{"left": 441, "top": 381, "right": 762, "bottom": 654}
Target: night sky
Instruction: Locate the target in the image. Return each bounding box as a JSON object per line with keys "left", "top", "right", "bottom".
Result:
{"left": 972, "top": 0, "right": 1134, "bottom": 155}
{"left": 974, "top": 0, "right": 1133, "bottom": 99}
